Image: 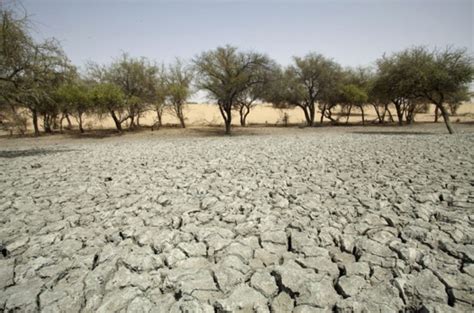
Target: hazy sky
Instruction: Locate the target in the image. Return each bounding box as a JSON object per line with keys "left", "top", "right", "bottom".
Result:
{"left": 23, "top": 0, "right": 473, "bottom": 68}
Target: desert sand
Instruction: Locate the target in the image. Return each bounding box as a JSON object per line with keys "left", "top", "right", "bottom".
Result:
{"left": 81, "top": 103, "right": 474, "bottom": 130}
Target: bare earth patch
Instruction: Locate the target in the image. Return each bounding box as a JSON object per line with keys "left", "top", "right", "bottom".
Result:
{"left": 0, "top": 124, "right": 473, "bottom": 312}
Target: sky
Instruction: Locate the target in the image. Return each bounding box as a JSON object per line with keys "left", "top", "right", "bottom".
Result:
{"left": 21, "top": 0, "right": 473, "bottom": 69}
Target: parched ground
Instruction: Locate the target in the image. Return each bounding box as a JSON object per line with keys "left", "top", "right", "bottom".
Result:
{"left": 0, "top": 124, "right": 473, "bottom": 312}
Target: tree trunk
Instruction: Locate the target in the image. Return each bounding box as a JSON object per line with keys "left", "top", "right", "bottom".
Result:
{"left": 43, "top": 114, "right": 52, "bottom": 133}
{"left": 381, "top": 107, "right": 386, "bottom": 122}
{"left": 385, "top": 105, "right": 394, "bottom": 122}
{"left": 360, "top": 106, "right": 365, "bottom": 125}
{"left": 239, "top": 105, "right": 251, "bottom": 127}
{"left": 373, "top": 104, "right": 382, "bottom": 123}
{"left": 406, "top": 105, "right": 415, "bottom": 125}
{"left": 152, "top": 109, "right": 163, "bottom": 131}
{"left": 243, "top": 107, "right": 251, "bottom": 127}
{"left": 156, "top": 110, "right": 163, "bottom": 128}
{"left": 299, "top": 105, "right": 313, "bottom": 126}
{"left": 110, "top": 110, "right": 122, "bottom": 131}
{"left": 394, "top": 101, "right": 403, "bottom": 125}
{"left": 78, "top": 114, "right": 84, "bottom": 133}
{"left": 52, "top": 115, "right": 59, "bottom": 130}
{"left": 66, "top": 114, "right": 72, "bottom": 129}
{"left": 434, "top": 107, "right": 439, "bottom": 122}
{"left": 309, "top": 103, "right": 315, "bottom": 126}
{"left": 59, "top": 115, "right": 64, "bottom": 133}
{"left": 179, "top": 113, "right": 186, "bottom": 128}
{"left": 225, "top": 106, "right": 232, "bottom": 134}
{"left": 345, "top": 105, "right": 352, "bottom": 124}
{"left": 177, "top": 105, "right": 186, "bottom": 128}
{"left": 437, "top": 103, "right": 455, "bottom": 134}
{"left": 304, "top": 107, "right": 312, "bottom": 126}
{"left": 239, "top": 106, "right": 245, "bottom": 127}
{"left": 32, "top": 108, "right": 40, "bottom": 136}
{"left": 320, "top": 104, "right": 326, "bottom": 124}
{"left": 219, "top": 102, "right": 232, "bottom": 135}
{"left": 129, "top": 115, "right": 135, "bottom": 129}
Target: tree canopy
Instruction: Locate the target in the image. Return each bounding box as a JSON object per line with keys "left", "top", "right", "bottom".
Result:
{"left": 194, "top": 45, "right": 273, "bottom": 134}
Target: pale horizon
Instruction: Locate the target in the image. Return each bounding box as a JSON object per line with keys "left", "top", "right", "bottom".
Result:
{"left": 23, "top": 0, "right": 473, "bottom": 69}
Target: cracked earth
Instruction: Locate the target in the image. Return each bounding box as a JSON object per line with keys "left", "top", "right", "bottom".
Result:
{"left": 0, "top": 126, "right": 473, "bottom": 312}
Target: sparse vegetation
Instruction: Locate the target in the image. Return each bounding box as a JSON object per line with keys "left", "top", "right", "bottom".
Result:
{"left": 0, "top": 4, "right": 473, "bottom": 135}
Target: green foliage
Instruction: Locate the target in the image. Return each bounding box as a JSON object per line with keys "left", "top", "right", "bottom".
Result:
{"left": 164, "top": 60, "right": 193, "bottom": 127}
{"left": 194, "top": 45, "right": 272, "bottom": 133}
{"left": 374, "top": 46, "right": 474, "bottom": 132}
{"left": 265, "top": 53, "right": 342, "bottom": 126}
{"left": 0, "top": 3, "right": 74, "bottom": 134}
{"left": 341, "top": 84, "right": 368, "bottom": 106}
{"left": 56, "top": 82, "right": 92, "bottom": 113}
{"left": 105, "top": 53, "right": 158, "bottom": 103}
{"left": 88, "top": 53, "right": 159, "bottom": 128}
{"left": 0, "top": 6, "right": 31, "bottom": 87}
{"left": 90, "top": 83, "right": 125, "bottom": 112}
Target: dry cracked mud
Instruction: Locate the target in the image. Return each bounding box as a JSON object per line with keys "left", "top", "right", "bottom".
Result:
{"left": 0, "top": 126, "right": 473, "bottom": 312}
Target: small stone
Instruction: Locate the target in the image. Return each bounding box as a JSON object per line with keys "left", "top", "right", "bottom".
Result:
{"left": 0, "top": 259, "right": 14, "bottom": 288}
{"left": 462, "top": 263, "right": 474, "bottom": 277}
{"left": 404, "top": 270, "right": 447, "bottom": 307}
{"left": 271, "top": 292, "right": 295, "bottom": 313}
{"left": 344, "top": 262, "right": 370, "bottom": 278}
{"left": 296, "top": 276, "right": 340, "bottom": 308}
{"left": 178, "top": 242, "right": 207, "bottom": 257}
{"left": 166, "top": 248, "right": 187, "bottom": 267}
{"left": 336, "top": 275, "right": 367, "bottom": 298}
{"left": 261, "top": 231, "right": 287, "bottom": 245}
{"left": 201, "top": 197, "right": 218, "bottom": 209}
{"left": 214, "top": 284, "right": 268, "bottom": 312}
{"left": 250, "top": 271, "right": 278, "bottom": 298}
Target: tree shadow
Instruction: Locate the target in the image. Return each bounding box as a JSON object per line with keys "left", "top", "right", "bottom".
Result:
{"left": 0, "top": 148, "right": 75, "bottom": 159}
{"left": 190, "top": 127, "right": 262, "bottom": 137}
{"left": 65, "top": 129, "right": 123, "bottom": 139}
{"left": 352, "top": 131, "right": 434, "bottom": 136}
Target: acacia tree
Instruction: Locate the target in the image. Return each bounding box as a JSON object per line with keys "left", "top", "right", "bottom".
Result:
{"left": 377, "top": 47, "right": 473, "bottom": 133}
{"left": 367, "top": 72, "right": 394, "bottom": 124}
{"left": 56, "top": 81, "right": 93, "bottom": 133}
{"left": 152, "top": 64, "right": 167, "bottom": 130}
{"left": 16, "top": 40, "right": 71, "bottom": 135}
{"left": 0, "top": 6, "right": 30, "bottom": 87}
{"left": 194, "top": 45, "right": 272, "bottom": 134}
{"left": 90, "top": 54, "right": 158, "bottom": 129}
{"left": 165, "top": 60, "right": 193, "bottom": 128}
{"left": 414, "top": 47, "right": 473, "bottom": 133}
{"left": 266, "top": 53, "right": 341, "bottom": 126}
{"left": 446, "top": 86, "right": 470, "bottom": 115}
{"left": 374, "top": 55, "right": 414, "bottom": 126}
{"left": 234, "top": 62, "right": 277, "bottom": 127}
{"left": 1, "top": 4, "right": 71, "bottom": 135}
{"left": 90, "top": 83, "right": 126, "bottom": 131}
{"left": 340, "top": 84, "right": 368, "bottom": 124}
{"left": 339, "top": 68, "right": 371, "bottom": 124}
{"left": 234, "top": 86, "right": 259, "bottom": 127}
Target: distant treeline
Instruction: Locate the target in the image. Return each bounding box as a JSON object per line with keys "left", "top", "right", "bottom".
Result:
{"left": 1, "top": 4, "right": 473, "bottom": 135}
